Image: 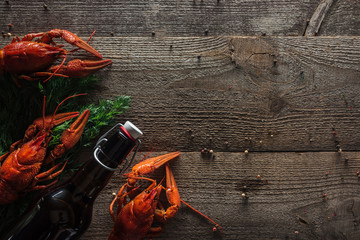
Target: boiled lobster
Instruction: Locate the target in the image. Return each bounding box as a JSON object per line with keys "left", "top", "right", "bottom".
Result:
{"left": 0, "top": 29, "right": 112, "bottom": 85}
{"left": 108, "top": 152, "right": 223, "bottom": 240}
{"left": 0, "top": 95, "right": 90, "bottom": 204}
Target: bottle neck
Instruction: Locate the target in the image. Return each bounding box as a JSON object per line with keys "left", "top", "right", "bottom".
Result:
{"left": 68, "top": 129, "right": 137, "bottom": 200}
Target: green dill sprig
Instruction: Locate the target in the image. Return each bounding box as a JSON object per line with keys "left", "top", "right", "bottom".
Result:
{"left": 0, "top": 74, "right": 131, "bottom": 237}
{"left": 49, "top": 96, "right": 131, "bottom": 149}
{"left": 0, "top": 74, "right": 110, "bottom": 154}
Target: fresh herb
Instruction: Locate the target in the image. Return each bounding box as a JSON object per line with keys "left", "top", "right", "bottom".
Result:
{"left": 48, "top": 96, "right": 130, "bottom": 172}
{"left": 0, "top": 74, "right": 130, "bottom": 236}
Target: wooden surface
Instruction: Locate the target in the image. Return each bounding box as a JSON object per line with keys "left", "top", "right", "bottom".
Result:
{"left": 82, "top": 151, "right": 360, "bottom": 240}
{"left": 0, "top": 0, "right": 360, "bottom": 239}
{"left": 91, "top": 36, "right": 360, "bottom": 152}
{"left": 0, "top": 0, "right": 359, "bottom": 36}
{"left": 3, "top": 35, "right": 360, "bottom": 152}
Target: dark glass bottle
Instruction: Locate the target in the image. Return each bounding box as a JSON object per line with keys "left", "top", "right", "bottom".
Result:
{"left": 2, "top": 121, "right": 142, "bottom": 240}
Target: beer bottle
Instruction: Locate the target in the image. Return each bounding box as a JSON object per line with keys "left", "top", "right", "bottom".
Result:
{"left": 3, "top": 121, "right": 142, "bottom": 240}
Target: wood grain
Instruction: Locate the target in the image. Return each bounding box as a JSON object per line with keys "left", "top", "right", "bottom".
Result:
{"left": 0, "top": 1, "right": 359, "bottom": 240}
{"left": 0, "top": 0, "right": 358, "bottom": 37}
{"left": 318, "top": 0, "right": 360, "bottom": 36}
{"left": 93, "top": 36, "right": 360, "bottom": 152}
{"left": 305, "top": 0, "right": 334, "bottom": 36}
{"left": 1, "top": 36, "right": 359, "bottom": 152}
{"left": 80, "top": 151, "right": 360, "bottom": 240}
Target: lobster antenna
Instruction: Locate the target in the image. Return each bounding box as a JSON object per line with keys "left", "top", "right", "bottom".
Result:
{"left": 123, "top": 175, "right": 157, "bottom": 185}
{"left": 180, "top": 199, "right": 224, "bottom": 234}
{"left": 42, "top": 95, "right": 46, "bottom": 131}
{"left": 43, "top": 54, "right": 68, "bottom": 83}
{"left": 87, "top": 30, "right": 96, "bottom": 43}
{"left": 157, "top": 176, "right": 166, "bottom": 191}
{"left": 49, "top": 93, "right": 87, "bottom": 128}
{"left": 140, "top": 144, "right": 157, "bottom": 162}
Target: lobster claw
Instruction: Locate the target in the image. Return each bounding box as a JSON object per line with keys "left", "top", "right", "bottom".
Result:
{"left": 21, "top": 29, "right": 102, "bottom": 58}
{"left": 49, "top": 59, "right": 112, "bottom": 79}
{"left": 126, "top": 151, "right": 180, "bottom": 187}
{"left": 9, "top": 112, "right": 80, "bottom": 153}
{"left": 32, "top": 112, "right": 80, "bottom": 131}
{"left": 60, "top": 109, "right": 90, "bottom": 150}
{"left": 45, "top": 110, "right": 90, "bottom": 163}
{"left": 48, "top": 29, "right": 103, "bottom": 58}
{"left": 129, "top": 152, "right": 181, "bottom": 176}
{"left": 163, "top": 164, "right": 181, "bottom": 219}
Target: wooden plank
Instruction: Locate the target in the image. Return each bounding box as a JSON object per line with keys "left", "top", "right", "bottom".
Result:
{"left": 318, "top": 0, "right": 360, "bottom": 36}
{"left": 96, "top": 36, "right": 360, "bottom": 152}
{"left": 0, "top": 0, "right": 358, "bottom": 37}
{"left": 80, "top": 151, "right": 360, "bottom": 240}
{"left": 0, "top": 0, "right": 342, "bottom": 37}
{"left": 1, "top": 36, "right": 360, "bottom": 152}
{"left": 305, "top": 0, "right": 334, "bottom": 36}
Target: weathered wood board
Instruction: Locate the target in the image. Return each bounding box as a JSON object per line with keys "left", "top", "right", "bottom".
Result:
{"left": 1, "top": 33, "right": 360, "bottom": 238}
{"left": 2, "top": 36, "right": 360, "bottom": 152}
{"left": 0, "top": 36, "right": 353, "bottom": 152}
{"left": 0, "top": 0, "right": 359, "bottom": 36}
{"left": 0, "top": 0, "right": 360, "bottom": 239}
{"left": 81, "top": 151, "right": 360, "bottom": 240}
{"left": 2, "top": 37, "right": 360, "bottom": 151}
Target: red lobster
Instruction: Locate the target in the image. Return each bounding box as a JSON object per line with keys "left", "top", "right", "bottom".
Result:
{"left": 108, "top": 152, "right": 223, "bottom": 240}
{"left": 0, "top": 95, "right": 90, "bottom": 204}
{"left": 0, "top": 29, "right": 112, "bottom": 85}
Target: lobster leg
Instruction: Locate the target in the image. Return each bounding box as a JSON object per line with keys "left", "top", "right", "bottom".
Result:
{"left": 35, "top": 160, "right": 68, "bottom": 182}
{"left": 109, "top": 184, "right": 144, "bottom": 222}
{"left": 29, "top": 160, "right": 68, "bottom": 191}
{"left": 137, "top": 165, "right": 180, "bottom": 238}
{"left": 156, "top": 164, "right": 224, "bottom": 234}
{"left": 30, "top": 180, "right": 58, "bottom": 191}
{"left": 48, "top": 59, "right": 113, "bottom": 79}
{"left": 164, "top": 164, "right": 181, "bottom": 218}
{"left": 17, "top": 72, "right": 69, "bottom": 82}
{"left": 18, "top": 59, "right": 112, "bottom": 81}
{"left": 154, "top": 164, "right": 180, "bottom": 222}
{"left": 45, "top": 110, "right": 90, "bottom": 164}
{"left": 110, "top": 184, "right": 127, "bottom": 222}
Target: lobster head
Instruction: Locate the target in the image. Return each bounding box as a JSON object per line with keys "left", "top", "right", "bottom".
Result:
{"left": 17, "top": 134, "right": 47, "bottom": 165}
{"left": 133, "top": 185, "right": 162, "bottom": 219}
